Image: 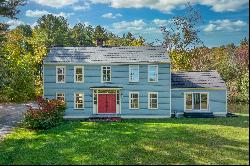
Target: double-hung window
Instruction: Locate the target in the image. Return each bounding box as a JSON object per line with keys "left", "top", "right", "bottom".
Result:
{"left": 185, "top": 92, "right": 209, "bottom": 111}
{"left": 74, "top": 66, "right": 84, "bottom": 83}
{"left": 148, "top": 65, "right": 158, "bottom": 82}
{"left": 56, "top": 66, "right": 65, "bottom": 83}
{"left": 129, "top": 92, "right": 139, "bottom": 109}
{"left": 102, "top": 66, "right": 111, "bottom": 82}
{"left": 74, "top": 92, "right": 84, "bottom": 109}
{"left": 129, "top": 65, "right": 139, "bottom": 82}
{"left": 56, "top": 92, "right": 65, "bottom": 102}
{"left": 148, "top": 92, "right": 158, "bottom": 109}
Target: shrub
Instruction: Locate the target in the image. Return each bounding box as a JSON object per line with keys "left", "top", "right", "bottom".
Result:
{"left": 23, "top": 96, "right": 66, "bottom": 129}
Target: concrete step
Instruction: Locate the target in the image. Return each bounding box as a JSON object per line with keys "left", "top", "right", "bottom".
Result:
{"left": 184, "top": 112, "right": 214, "bottom": 118}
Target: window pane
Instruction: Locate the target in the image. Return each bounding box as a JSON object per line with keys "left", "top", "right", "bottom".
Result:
{"left": 117, "top": 93, "right": 120, "bottom": 104}
{"left": 130, "top": 93, "right": 139, "bottom": 109}
{"left": 149, "top": 93, "right": 158, "bottom": 109}
{"left": 75, "top": 93, "right": 83, "bottom": 109}
{"left": 94, "top": 94, "right": 97, "bottom": 104}
{"left": 57, "top": 68, "right": 64, "bottom": 74}
{"left": 193, "top": 93, "right": 200, "bottom": 110}
{"left": 57, "top": 93, "right": 65, "bottom": 101}
{"left": 76, "top": 68, "right": 82, "bottom": 74}
{"left": 201, "top": 94, "right": 208, "bottom": 109}
{"left": 77, "top": 75, "right": 83, "bottom": 82}
{"left": 150, "top": 93, "right": 157, "bottom": 98}
{"left": 58, "top": 75, "right": 64, "bottom": 82}
{"left": 149, "top": 66, "right": 157, "bottom": 81}
{"left": 77, "top": 103, "right": 83, "bottom": 108}
{"left": 185, "top": 93, "right": 192, "bottom": 109}
{"left": 130, "top": 66, "right": 139, "bottom": 82}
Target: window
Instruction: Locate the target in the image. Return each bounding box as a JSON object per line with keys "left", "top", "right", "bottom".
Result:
{"left": 148, "top": 65, "right": 158, "bottom": 82}
{"left": 102, "top": 66, "right": 111, "bottom": 82}
{"left": 185, "top": 93, "right": 192, "bottom": 110}
{"left": 201, "top": 93, "right": 208, "bottom": 110}
{"left": 56, "top": 93, "right": 65, "bottom": 102}
{"left": 74, "top": 66, "right": 84, "bottom": 83}
{"left": 148, "top": 92, "right": 158, "bottom": 109}
{"left": 129, "top": 65, "right": 139, "bottom": 82}
{"left": 117, "top": 93, "right": 120, "bottom": 105}
{"left": 74, "top": 92, "right": 84, "bottom": 109}
{"left": 56, "top": 66, "right": 65, "bottom": 83}
{"left": 129, "top": 92, "right": 139, "bottom": 109}
{"left": 193, "top": 93, "right": 201, "bottom": 110}
{"left": 185, "top": 92, "right": 209, "bottom": 111}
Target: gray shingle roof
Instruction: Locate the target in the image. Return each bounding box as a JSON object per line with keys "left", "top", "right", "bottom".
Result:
{"left": 43, "top": 46, "right": 170, "bottom": 64}
{"left": 171, "top": 70, "right": 226, "bottom": 89}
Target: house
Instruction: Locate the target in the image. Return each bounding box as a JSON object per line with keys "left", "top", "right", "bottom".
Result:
{"left": 43, "top": 46, "right": 227, "bottom": 119}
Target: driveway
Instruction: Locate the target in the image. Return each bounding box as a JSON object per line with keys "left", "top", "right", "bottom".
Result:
{"left": 0, "top": 102, "right": 36, "bottom": 139}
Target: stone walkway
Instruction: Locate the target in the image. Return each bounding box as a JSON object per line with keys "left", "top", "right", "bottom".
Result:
{"left": 0, "top": 102, "right": 36, "bottom": 139}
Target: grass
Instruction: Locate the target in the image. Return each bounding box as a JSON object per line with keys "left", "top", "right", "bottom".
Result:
{"left": 0, "top": 113, "right": 249, "bottom": 165}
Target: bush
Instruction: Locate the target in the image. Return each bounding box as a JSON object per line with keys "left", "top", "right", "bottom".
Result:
{"left": 23, "top": 96, "right": 66, "bottom": 129}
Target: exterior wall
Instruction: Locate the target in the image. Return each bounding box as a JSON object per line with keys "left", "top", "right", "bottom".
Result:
{"left": 43, "top": 63, "right": 171, "bottom": 118}
{"left": 171, "top": 89, "right": 227, "bottom": 116}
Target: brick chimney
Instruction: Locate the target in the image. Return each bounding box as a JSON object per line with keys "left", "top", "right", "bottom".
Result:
{"left": 96, "top": 39, "right": 104, "bottom": 47}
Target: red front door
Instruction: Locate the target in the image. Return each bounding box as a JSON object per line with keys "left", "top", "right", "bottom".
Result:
{"left": 98, "top": 94, "right": 116, "bottom": 113}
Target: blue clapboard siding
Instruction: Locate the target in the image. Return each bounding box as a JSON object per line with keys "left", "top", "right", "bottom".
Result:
{"left": 43, "top": 64, "right": 171, "bottom": 117}
{"left": 171, "top": 89, "right": 227, "bottom": 114}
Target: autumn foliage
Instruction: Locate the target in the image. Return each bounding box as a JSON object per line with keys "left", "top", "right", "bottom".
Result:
{"left": 23, "top": 96, "right": 66, "bottom": 129}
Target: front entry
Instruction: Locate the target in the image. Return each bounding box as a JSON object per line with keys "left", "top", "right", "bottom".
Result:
{"left": 98, "top": 94, "right": 116, "bottom": 114}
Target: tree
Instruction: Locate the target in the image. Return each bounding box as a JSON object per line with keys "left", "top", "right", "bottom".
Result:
{"left": 0, "top": 0, "right": 25, "bottom": 41}
{"left": 69, "top": 23, "right": 94, "bottom": 46}
{"left": 93, "top": 25, "right": 108, "bottom": 45}
{"left": 161, "top": 3, "right": 203, "bottom": 71}
{"left": 36, "top": 14, "right": 69, "bottom": 47}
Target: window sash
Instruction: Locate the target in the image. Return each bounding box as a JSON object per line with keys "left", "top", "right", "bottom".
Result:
{"left": 75, "top": 93, "right": 84, "bottom": 109}
{"left": 148, "top": 65, "right": 158, "bottom": 82}
{"left": 102, "top": 66, "right": 111, "bottom": 82}
{"left": 148, "top": 92, "right": 158, "bottom": 109}
{"left": 129, "top": 65, "right": 139, "bottom": 82}
{"left": 129, "top": 92, "right": 139, "bottom": 109}
{"left": 56, "top": 66, "right": 65, "bottom": 83}
{"left": 56, "top": 93, "right": 65, "bottom": 102}
{"left": 74, "top": 66, "right": 84, "bottom": 83}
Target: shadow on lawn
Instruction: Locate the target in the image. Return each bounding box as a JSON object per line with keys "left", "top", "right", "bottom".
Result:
{"left": 0, "top": 116, "right": 249, "bottom": 165}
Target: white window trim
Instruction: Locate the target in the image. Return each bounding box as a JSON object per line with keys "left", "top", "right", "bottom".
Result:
{"left": 74, "top": 92, "right": 84, "bottom": 110}
{"left": 148, "top": 92, "right": 158, "bottom": 109}
{"left": 101, "top": 66, "right": 111, "bottom": 83}
{"left": 148, "top": 65, "right": 158, "bottom": 82}
{"left": 184, "top": 92, "right": 209, "bottom": 112}
{"left": 56, "top": 92, "right": 65, "bottom": 101}
{"left": 56, "top": 66, "right": 66, "bottom": 83}
{"left": 129, "top": 65, "right": 139, "bottom": 82}
{"left": 74, "top": 66, "right": 84, "bottom": 83}
{"left": 129, "top": 92, "right": 139, "bottom": 109}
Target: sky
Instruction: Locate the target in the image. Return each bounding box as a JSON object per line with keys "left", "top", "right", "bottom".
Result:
{"left": 0, "top": 0, "right": 249, "bottom": 47}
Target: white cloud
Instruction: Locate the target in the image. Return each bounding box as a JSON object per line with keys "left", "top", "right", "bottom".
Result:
{"left": 6, "top": 20, "right": 25, "bottom": 29}
{"left": 112, "top": 19, "right": 146, "bottom": 31}
{"left": 72, "top": 1, "right": 91, "bottom": 11}
{"left": 152, "top": 19, "right": 169, "bottom": 26}
{"left": 32, "top": 0, "right": 78, "bottom": 8}
{"left": 102, "top": 12, "right": 122, "bottom": 19}
{"left": 203, "top": 19, "right": 248, "bottom": 32}
{"left": 25, "top": 10, "right": 74, "bottom": 18}
{"left": 89, "top": 0, "right": 248, "bottom": 13}
{"left": 203, "top": 24, "right": 216, "bottom": 32}
{"left": 26, "top": 10, "right": 50, "bottom": 17}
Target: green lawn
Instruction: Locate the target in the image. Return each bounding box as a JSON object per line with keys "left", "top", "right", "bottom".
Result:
{"left": 0, "top": 115, "right": 249, "bottom": 165}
